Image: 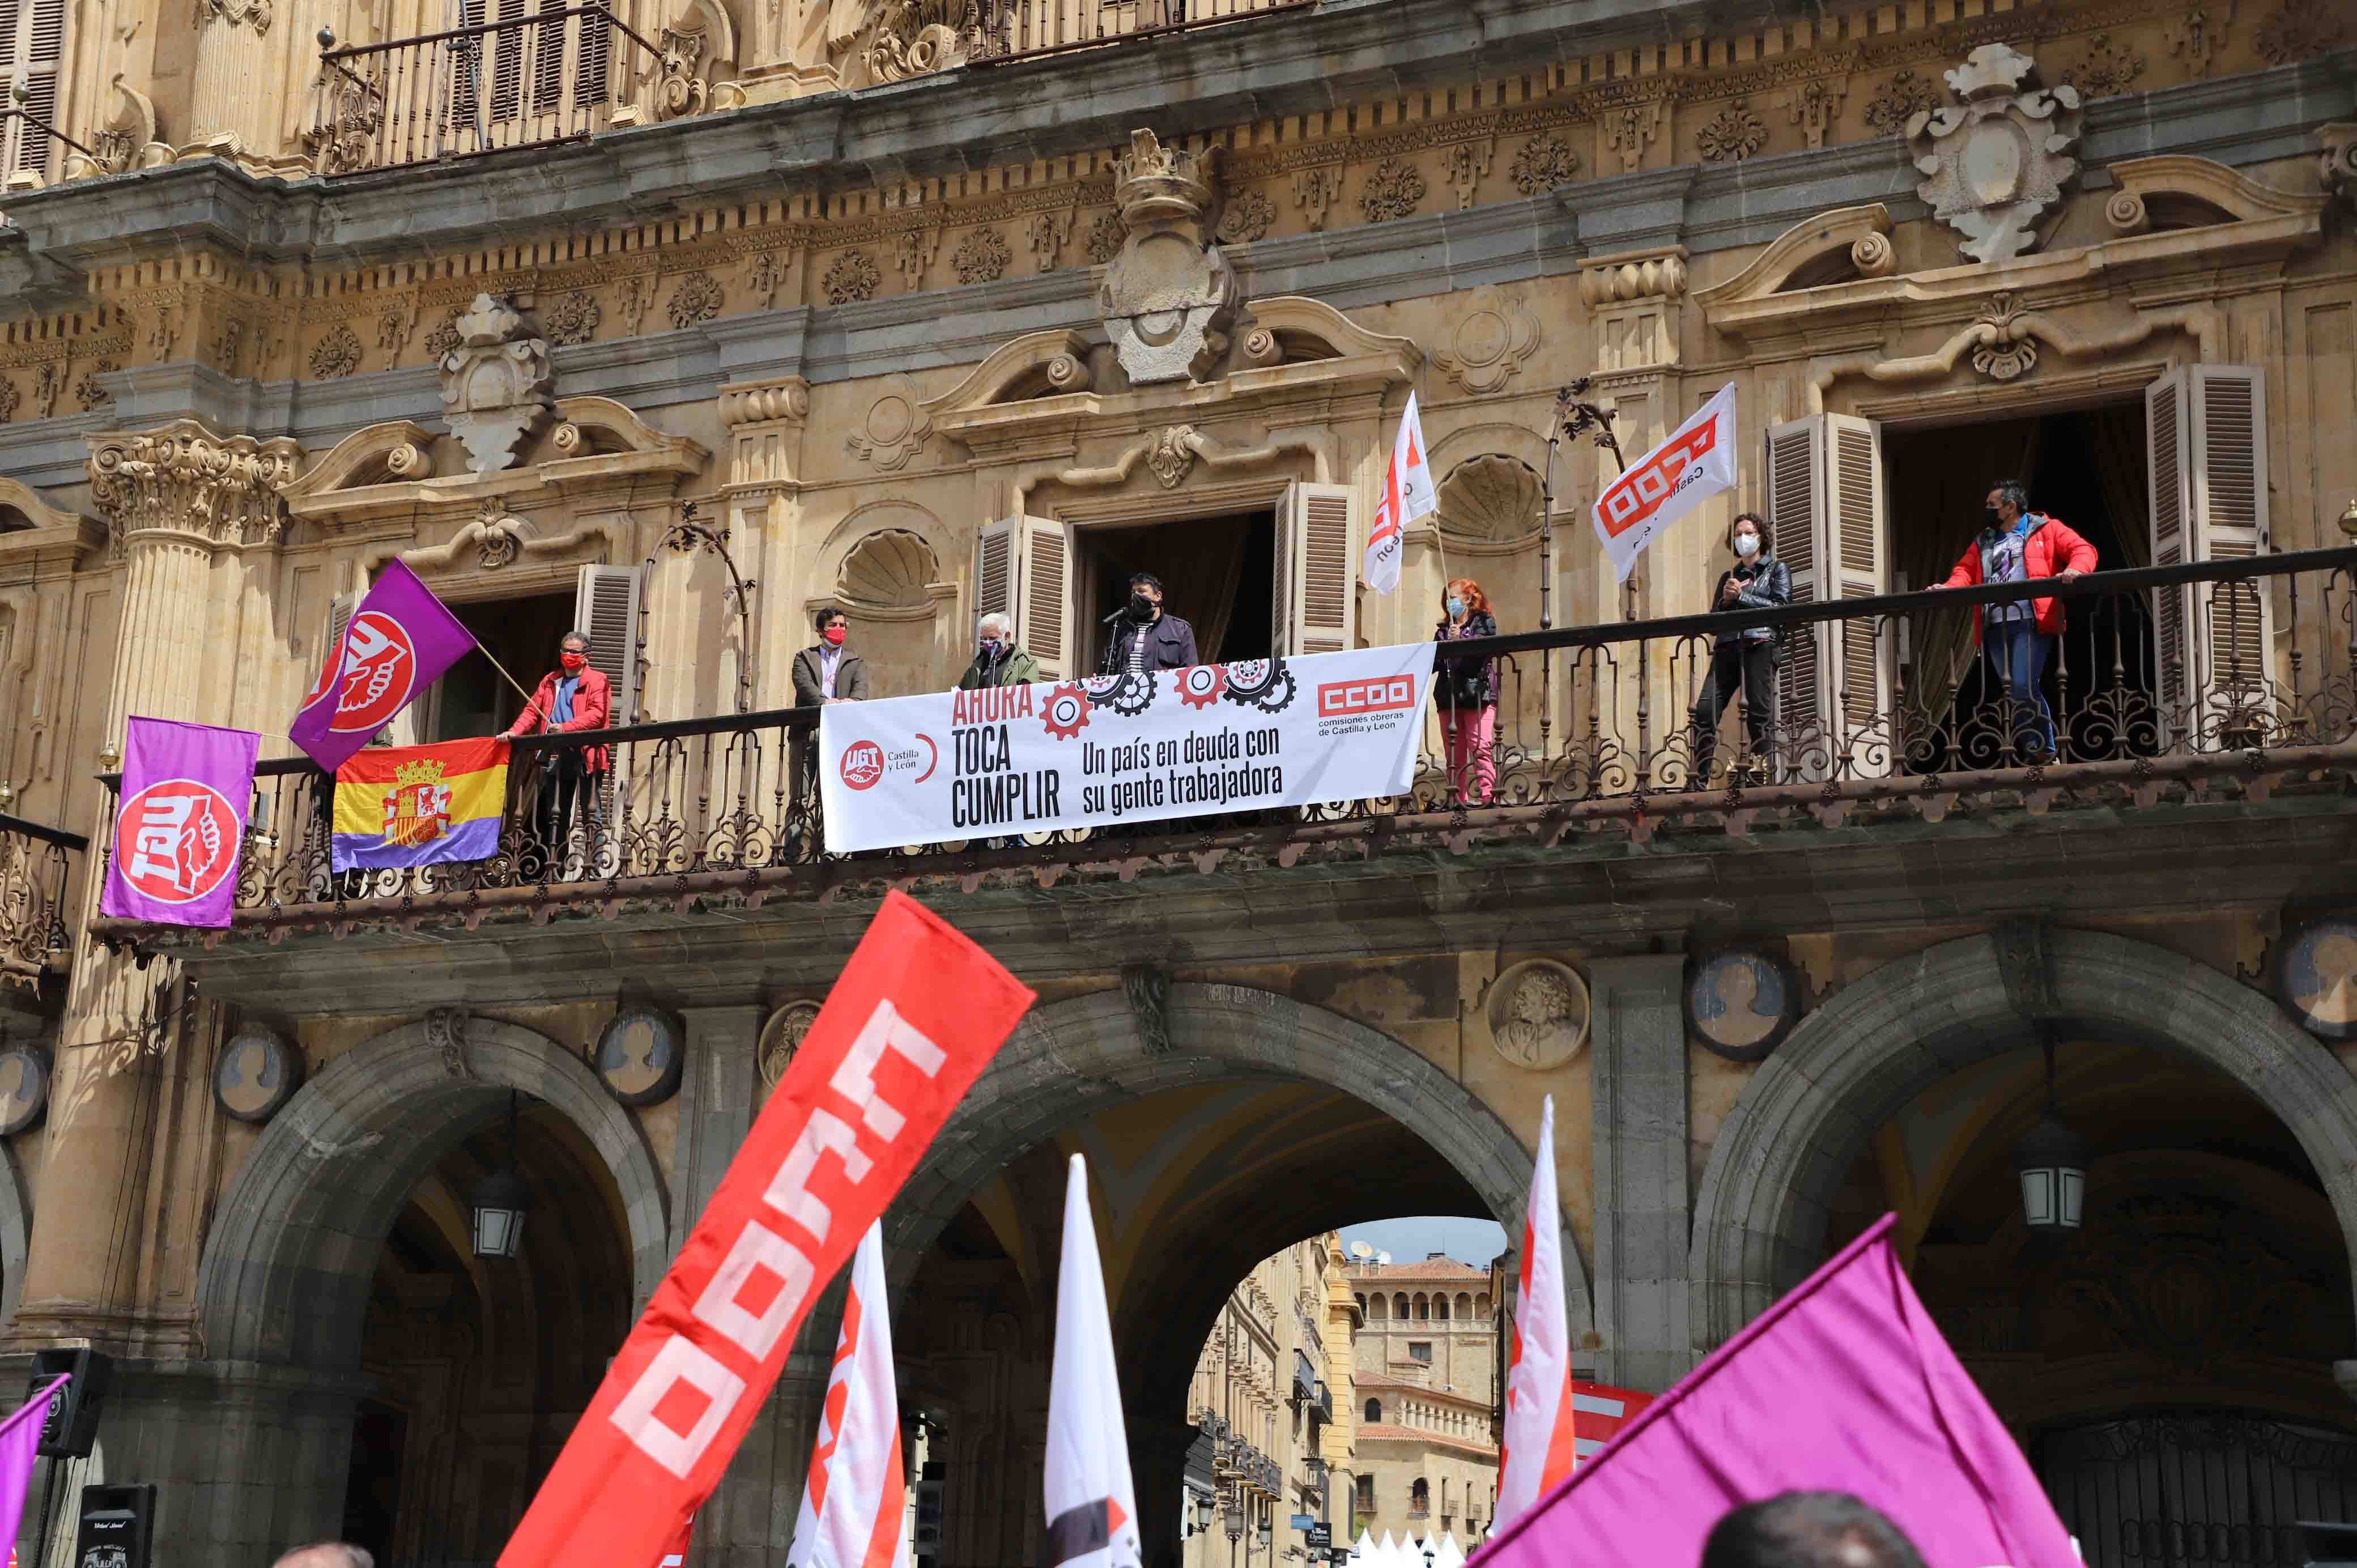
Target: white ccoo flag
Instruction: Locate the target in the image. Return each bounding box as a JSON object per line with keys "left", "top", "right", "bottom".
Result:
{"left": 1494, "top": 1095, "right": 1576, "bottom": 1530}
{"left": 787, "top": 1222, "right": 907, "bottom": 1568}
{"left": 1591, "top": 382, "right": 1739, "bottom": 584}
{"left": 1045, "top": 1155, "right": 1143, "bottom": 1568}
{"left": 1365, "top": 391, "right": 1436, "bottom": 595}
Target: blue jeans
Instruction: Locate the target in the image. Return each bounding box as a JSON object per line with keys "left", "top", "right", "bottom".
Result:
{"left": 1988, "top": 619, "right": 2055, "bottom": 756}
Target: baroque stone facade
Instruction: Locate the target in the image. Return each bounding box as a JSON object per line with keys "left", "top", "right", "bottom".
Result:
{"left": 0, "top": 0, "right": 2354, "bottom": 1563}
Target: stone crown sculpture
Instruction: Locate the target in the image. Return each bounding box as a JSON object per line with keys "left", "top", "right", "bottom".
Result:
{"left": 439, "top": 293, "right": 555, "bottom": 474}
{"left": 1908, "top": 44, "right": 2083, "bottom": 265}
{"left": 1098, "top": 129, "right": 1237, "bottom": 385}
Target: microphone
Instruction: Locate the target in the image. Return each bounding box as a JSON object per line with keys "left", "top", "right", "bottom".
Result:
{"left": 1101, "top": 606, "right": 1130, "bottom": 623}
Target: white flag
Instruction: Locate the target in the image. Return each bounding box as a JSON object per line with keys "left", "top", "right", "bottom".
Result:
{"left": 787, "top": 1222, "right": 907, "bottom": 1568}
{"left": 1592, "top": 382, "right": 1739, "bottom": 584}
{"left": 1045, "top": 1155, "right": 1143, "bottom": 1568}
{"left": 1494, "top": 1095, "right": 1574, "bottom": 1530}
{"left": 1365, "top": 391, "right": 1436, "bottom": 595}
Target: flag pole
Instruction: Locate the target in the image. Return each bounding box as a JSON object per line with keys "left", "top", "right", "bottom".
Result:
{"left": 476, "top": 645, "right": 552, "bottom": 726}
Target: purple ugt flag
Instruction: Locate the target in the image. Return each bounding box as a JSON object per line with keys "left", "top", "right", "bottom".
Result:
{"left": 1472, "top": 1214, "right": 2080, "bottom": 1568}
{"left": 99, "top": 718, "right": 261, "bottom": 930}
{"left": 291, "top": 558, "right": 478, "bottom": 773}
{"left": 0, "top": 1377, "right": 67, "bottom": 1556}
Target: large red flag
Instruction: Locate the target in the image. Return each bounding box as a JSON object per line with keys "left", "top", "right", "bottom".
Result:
{"left": 500, "top": 890, "right": 1035, "bottom": 1568}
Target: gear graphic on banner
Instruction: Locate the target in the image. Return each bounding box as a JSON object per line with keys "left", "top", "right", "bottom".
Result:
{"left": 1174, "top": 664, "right": 1227, "bottom": 709}
{"left": 1041, "top": 683, "right": 1092, "bottom": 741}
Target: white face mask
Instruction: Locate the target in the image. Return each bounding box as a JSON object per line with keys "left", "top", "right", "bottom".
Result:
{"left": 1734, "top": 533, "right": 1760, "bottom": 559}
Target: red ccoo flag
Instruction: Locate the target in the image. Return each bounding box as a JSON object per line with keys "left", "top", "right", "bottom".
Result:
{"left": 500, "top": 890, "right": 1035, "bottom": 1568}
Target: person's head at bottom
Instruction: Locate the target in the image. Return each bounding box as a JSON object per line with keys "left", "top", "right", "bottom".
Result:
{"left": 1700, "top": 1492, "right": 1927, "bottom": 1568}
{"left": 272, "top": 1545, "right": 374, "bottom": 1568}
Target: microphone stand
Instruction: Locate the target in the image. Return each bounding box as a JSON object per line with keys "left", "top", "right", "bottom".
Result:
{"left": 1539, "top": 386, "right": 1572, "bottom": 768}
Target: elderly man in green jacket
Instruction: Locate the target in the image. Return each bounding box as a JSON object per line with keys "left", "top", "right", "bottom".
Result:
{"left": 957, "top": 612, "right": 1045, "bottom": 690}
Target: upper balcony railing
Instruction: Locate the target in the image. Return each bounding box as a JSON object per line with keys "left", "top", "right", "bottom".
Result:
{"left": 1, "top": 812, "right": 83, "bottom": 989}
{"left": 84, "top": 546, "right": 2357, "bottom": 941}
{"left": 305, "top": 0, "right": 1313, "bottom": 174}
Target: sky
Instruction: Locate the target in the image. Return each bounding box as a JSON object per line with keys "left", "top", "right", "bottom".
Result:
{"left": 1335, "top": 1215, "right": 1509, "bottom": 1269}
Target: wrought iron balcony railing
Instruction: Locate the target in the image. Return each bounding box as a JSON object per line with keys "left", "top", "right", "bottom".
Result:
{"left": 307, "top": 3, "right": 663, "bottom": 174}
{"left": 1, "top": 813, "right": 83, "bottom": 990}
{"left": 305, "top": 0, "right": 1314, "bottom": 173}
{"left": 84, "top": 546, "right": 2357, "bottom": 942}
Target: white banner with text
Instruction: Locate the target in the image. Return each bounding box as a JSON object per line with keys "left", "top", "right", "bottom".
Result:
{"left": 819, "top": 645, "right": 1440, "bottom": 854}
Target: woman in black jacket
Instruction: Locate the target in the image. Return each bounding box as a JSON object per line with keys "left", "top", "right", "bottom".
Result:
{"left": 1435, "top": 577, "right": 1500, "bottom": 803}
{"left": 1690, "top": 511, "right": 1790, "bottom": 783}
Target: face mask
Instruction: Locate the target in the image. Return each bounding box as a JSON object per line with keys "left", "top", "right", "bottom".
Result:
{"left": 980, "top": 637, "right": 1002, "bottom": 655}
{"left": 1446, "top": 596, "right": 1465, "bottom": 617}
{"left": 1983, "top": 505, "right": 2002, "bottom": 529}
{"left": 1733, "top": 534, "right": 1760, "bottom": 559}
{"left": 822, "top": 625, "right": 846, "bottom": 647}
{"left": 1129, "top": 594, "right": 1155, "bottom": 620}
{"left": 560, "top": 651, "right": 588, "bottom": 672}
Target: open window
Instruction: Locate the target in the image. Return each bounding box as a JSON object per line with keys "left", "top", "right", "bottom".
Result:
{"left": 1764, "top": 413, "right": 1891, "bottom": 781}
{"left": 990, "top": 479, "right": 1361, "bottom": 679}
{"left": 2146, "top": 364, "right": 2272, "bottom": 744}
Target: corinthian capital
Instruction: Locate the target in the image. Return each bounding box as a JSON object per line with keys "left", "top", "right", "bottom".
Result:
{"left": 87, "top": 420, "right": 301, "bottom": 548}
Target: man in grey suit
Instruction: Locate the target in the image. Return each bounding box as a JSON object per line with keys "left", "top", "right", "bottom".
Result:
{"left": 792, "top": 604, "right": 868, "bottom": 814}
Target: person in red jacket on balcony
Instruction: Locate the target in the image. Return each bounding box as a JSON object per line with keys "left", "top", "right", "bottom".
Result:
{"left": 1935, "top": 479, "right": 2096, "bottom": 762}
{"left": 499, "top": 628, "right": 611, "bottom": 876}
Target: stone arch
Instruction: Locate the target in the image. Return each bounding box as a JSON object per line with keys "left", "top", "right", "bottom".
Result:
{"left": 1688, "top": 927, "right": 2357, "bottom": 1353}
{"left": 0, "top": 1136, "right": 31, "bottom": 1327}
{"left": 195, "top": 1015, "right": 667, "bottom": 1371}
{"left": 891, "top": 983, "right": 1566, "bottom": 1311}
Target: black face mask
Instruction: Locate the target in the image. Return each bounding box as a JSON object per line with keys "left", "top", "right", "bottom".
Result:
{"left": 1982, "top": 505, "right": 2003, "bottom": 530}
{"left": 1129, "top": 594, "right": 1156, "bottom": 620}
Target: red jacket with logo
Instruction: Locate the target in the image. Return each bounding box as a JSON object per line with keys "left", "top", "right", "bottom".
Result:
{"left": 509, "top": 665, "right": 612, "bottom": 772}
{"left": 1939, "top": 514, "right": 2098, "bottom": 641}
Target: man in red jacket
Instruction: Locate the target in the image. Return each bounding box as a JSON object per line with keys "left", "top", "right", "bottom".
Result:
{"left": 499, "top": 628, "right": 611, "bottom": 876}
{"left": 1935, "top": 480, "right": 2097, "bottom": 761}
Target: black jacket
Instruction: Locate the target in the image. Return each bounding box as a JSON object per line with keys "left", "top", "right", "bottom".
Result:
{"left": 1434, "top": 610, "right": 1500, "bottom": 709}
{"left": 1100, "top": 612, "right": 1200, "bottom": 675}
{"left": 1709, "top": 556, "right": 1791, "bottom": 646}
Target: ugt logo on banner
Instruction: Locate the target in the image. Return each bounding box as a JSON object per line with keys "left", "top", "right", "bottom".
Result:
{"left": 500, "top": 890, "right": 1036, "bottom": 1568}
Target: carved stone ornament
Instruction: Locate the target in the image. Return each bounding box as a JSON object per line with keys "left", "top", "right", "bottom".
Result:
{"left": 87, "top": 420, "right": 301, "bottom": 547}
{"left": 951, "top": 225, "right": 1012, "bottom": 284}
{"left": 0, "top": 380, "right": 17, "bottom": 423}
{"left": 1780, "top": 78, "right": 1847, "bottom": 151}
{"left": 1697, "top": 101, "right": 1768, "bottom": 163}
{"left": 1098, "top": 129, "right": 1238, "bottom": 386}
{"left": 1509, "top": 132, "right": 1580, "bottom": 195}
{"left": 214, "top": 1025, "right": 301, "bottom": 1124}
{"left": 1216, "top": 188, "right": 1275, "bottom": 244}
{"left": 823, "top": 249, "right": 882, "bottom": 304}
{"left": 1971, "top": 292, "right": 2040, "bottom": 381}
{"left": 2165, "top": 3, "right": 2236, "bottom": 76}
{"left": 74, "top": 362, "right": 117, "bottom": 412}
{"left": 1485, "top": 958, "right": 1590, "bottom": 1071}
{"left": 867, "top": 0, "right": 989, "bottom": 83}
{"left": 1358, "top": 157, "right": 1427, "bottom": 223}
{"left": 1684, "top": 947, "right": 1802, "bottom": 1062}
{"left": 2322, "top": 124, "right": 2357, "bottom": 214}
{"left": 667, "top": 271, "right": 725, "bottom": 330}
{"left": 437, "top": 293, "right": 554, "bottom": 474}
{"left": 543, "top": 291, "right": 602, "bottom": 346}
{"left": 1082, "top": 210, "right": 1124, "bottom": 265}
{"left": 1907, "top": 45, "right": 2083, "bottom": 264}
{"left": 1147, "top": 426, "right": 1197, "bottom": 488}
{"left": 2061, "top": 33, "right": 2147, "bottom": 99}
{"left": 309, "top": 324, "right": 363, "bottom": 380}
{"left": 1432, "top": 299, "right": 1540, "bottom": 395}
{"left": 845, "top": 381, "right": 934, "bottom": 470}
{"left": 758, "top": 1000, "right": 821, "bottom": 1088}
{"left": 2253, "top": 0, "right": 2345, "bottom": 65}
{"left": 199, "top": 0, "right": 271, "bottom": 32}
{"left": 595, "top": 1007, "right": 685, "bottom": 1107}
{"left": 1438, "top": 454, "right": 1542, "bottom": 544}
{"left": 67, "top": 75, "right": 172, "bottom": 179}
{"left": 1863, "top": 69, "right": 1942, "bottom": 135}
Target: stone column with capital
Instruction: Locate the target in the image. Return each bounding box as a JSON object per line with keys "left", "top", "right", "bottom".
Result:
{"left": 1587, "top": 954, "right": 1695, "bottom": 1393}
{"left": 185, "top": 0, "right": 308, "bottom": 167}
{"left": 8, "top": 420, "right": 296, "bottom": 1362}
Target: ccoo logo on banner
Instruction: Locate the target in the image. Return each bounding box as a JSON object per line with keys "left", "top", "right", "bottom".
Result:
{"left": 1591, "top": 384, "right": 1739, "bottom": 584}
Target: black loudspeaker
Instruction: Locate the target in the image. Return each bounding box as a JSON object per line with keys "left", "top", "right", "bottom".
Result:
{"left": 30, "top": 1347, "right": 112, "bottom": 1460}
{"left": 912, "top": 1460, "right": 945, "bottom": 1563}
{"left": 74, "top": 1482, "right": 155, "bottom": 1568}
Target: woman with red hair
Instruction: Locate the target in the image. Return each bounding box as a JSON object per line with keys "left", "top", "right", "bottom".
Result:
{"left": 1435, "top": 577, "right": 1500, "bottom": 803}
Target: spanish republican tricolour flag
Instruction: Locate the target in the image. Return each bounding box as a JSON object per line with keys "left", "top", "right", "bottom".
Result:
{"left": 333, "top": 736, "right": 510, "bottom": 873}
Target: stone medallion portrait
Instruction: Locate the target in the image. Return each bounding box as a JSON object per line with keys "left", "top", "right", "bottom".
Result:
{"left": 1686, "top": 948, "right": 1802, "bottom": 1062}
{"left": 1485, "top": 959, "right": 1590, "bottom": 1071}
{"left": 759, "top": 1001, "right": 822, "bottom": 1092}
{"left": 595, "top": 1007, "right": 684, "bottom": 1106}
{"left": 2278, "top": 917, "right": 2357, "bottom": 1042}
{"left": 0, "top": 1045, "right": 51, "bottom": 1136}
{"left": 214, "top": 1025, "right": 302, "bottom": 1124}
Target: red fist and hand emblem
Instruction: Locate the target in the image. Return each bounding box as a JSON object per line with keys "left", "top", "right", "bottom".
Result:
{"left": 306, "top": 611, "right": 419, "bottom": 734}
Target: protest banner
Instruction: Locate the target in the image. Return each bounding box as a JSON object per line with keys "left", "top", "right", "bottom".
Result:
{"left": 1591, "top": 384, "right": 1738, "bottom": 584}
{"left": 500, "top": 890, "right": 1036, "bottom": 1568}
{"left": 332, "top": 737, "right": 510, "bottom": 872}
{"left": 819, "top": 644, "right": 1437, "bottom": 855}
{"left": 292, "top": 559, "right": 478, "bottom": 773}
{"left": 99, "top": 718, "right": 261, "bottom": 930}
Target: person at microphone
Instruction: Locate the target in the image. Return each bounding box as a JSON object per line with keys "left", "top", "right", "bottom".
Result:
{"left": 1099, "top": 571, "right": 1199, "bottom": 676}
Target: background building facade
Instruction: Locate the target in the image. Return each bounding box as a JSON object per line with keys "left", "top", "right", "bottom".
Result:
{"left": 0, "top": 0, "right": 2351, "bottom": 1562}
{"left": 1346, "top": 1258, "right": 1499, "bottom": 1546}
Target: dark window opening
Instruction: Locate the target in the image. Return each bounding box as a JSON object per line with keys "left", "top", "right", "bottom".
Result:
{"left": 1078, "top": 510, "right": 1275, "bottom": 672}
{"left": 431, "top": 591, "right": 577, "bottom": 740}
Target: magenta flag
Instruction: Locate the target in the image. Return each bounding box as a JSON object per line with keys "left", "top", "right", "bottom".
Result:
{"left": 99, "top": 717, "right": 261, "bottom": 929}
{"left": 291, "top": 559, "right": 478, "bottom": 773}
{"left": 0, "top": 1376, "right": 65, "bottom": 1553}
{"left": 1472, "top": 1215, "right": 2078, "bottom": 1568}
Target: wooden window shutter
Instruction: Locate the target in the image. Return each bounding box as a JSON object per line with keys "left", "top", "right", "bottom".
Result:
{"left": 5, "top": 0, "right": 63, "bottom": 179}
{"left": 575, "top": 564, "right": 643, "bottom": 724}
{"left": 490, "top": 0, "right": 526, "bottom": 126}
{"left": 1279, "top": 481, "right": 1356, "bottom": 656}
{"left": 1018, "top": 515, "right": 1070, "bottom": 679}
{"left": 975, "top": 515, "right": 1016, "bottom": 633}
{"left": 2145, "top": 368, "right": 2193, "bottom": 734}
{"left": 1764, "top": 415, "right": 1824, "bottom": 781}
{"left": 577, "top": 0, "right": 612, "bottom": 104}
{"left": 2188, "top": 365, "right": 2274, "bottom": 734}
{"left": 1823, "top": 412, "right": 1891, "bottom": 776}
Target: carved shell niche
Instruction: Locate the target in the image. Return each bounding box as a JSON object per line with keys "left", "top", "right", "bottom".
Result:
{"left": 837, "top": 527, "right": 942, "bottom": 617}
{"left": 1438, "top": 454, "right": 1543, "bottom": 548}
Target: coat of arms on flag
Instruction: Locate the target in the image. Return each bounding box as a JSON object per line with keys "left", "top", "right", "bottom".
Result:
{"left": 333, "top": 737, "right": 510, "bottom": 872}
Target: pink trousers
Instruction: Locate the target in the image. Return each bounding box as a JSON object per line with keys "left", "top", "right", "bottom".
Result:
{"left": 1440, "top": 704, "right": 1497, "bottom": 804}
